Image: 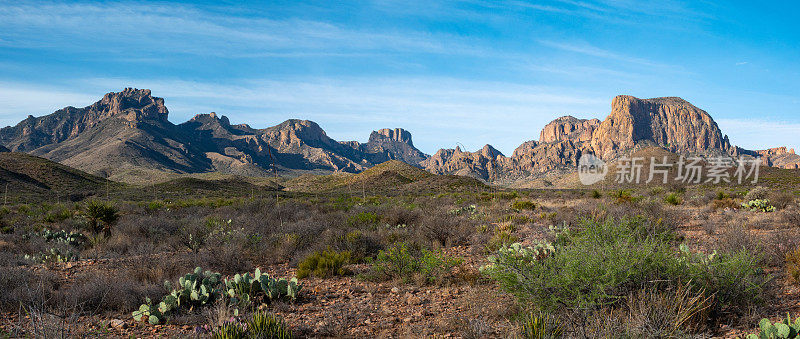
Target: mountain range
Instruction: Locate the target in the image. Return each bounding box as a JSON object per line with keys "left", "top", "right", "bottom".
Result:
{"left": 1, "top": 88, "right": 798, "bottom": 184}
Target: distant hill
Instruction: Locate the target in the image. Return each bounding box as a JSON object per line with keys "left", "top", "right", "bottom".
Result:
{"left": 0, "top": 152, "right": 108, "bottom": 200}
{"left": 283, "top": 160, "right": 484, "bottom": 193}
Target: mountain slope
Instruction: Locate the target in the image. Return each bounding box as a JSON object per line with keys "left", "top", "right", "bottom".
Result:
{"left": 0, "top": 89, "right": 430, "bottom": 181}
{"left": 0, "top": 152, "right": 108, "bottom": 198}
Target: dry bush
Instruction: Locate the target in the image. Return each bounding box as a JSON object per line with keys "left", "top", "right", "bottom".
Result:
{"left": 414, "top": 206, "right": 476, "bottom": 247}
{"left": 782, "top": 205, "right": 800, "bottom": 228}
{"left": 0, "top": 267, "right": 59, "bottom": 312}
{"left": 712, "top": 198, "right": 739, "bottom": 210}
{"left": 785, "top": 246, "right": 800, "bottom": 287}
{"left": 715, "top": 223, "right": 761, "bottom": 256}
{"left": 745, "top": 186, "right": 770, "bottom": 201}
{"left": 624, "top": 286, "right": 711, "bottom": 337}
{"left": 769, "top": 191, "right": 796, "bottom": 210}
{"left": 54, "top": 272, "right": 163, "bottom": 315}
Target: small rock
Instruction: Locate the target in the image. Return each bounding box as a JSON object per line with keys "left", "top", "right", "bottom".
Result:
{"left": 108, "top": 319, "right": 126, "bottom": 329}
{"left": 391, "top": 287, "right": 400, "bottom": 294}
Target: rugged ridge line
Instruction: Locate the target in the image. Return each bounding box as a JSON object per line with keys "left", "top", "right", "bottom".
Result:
{"left": 0, "top": 89, "right": 797, "bottom": 182}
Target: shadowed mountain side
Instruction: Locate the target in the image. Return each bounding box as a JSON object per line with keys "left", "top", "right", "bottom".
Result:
{"left": 0, "top": 152, "right": 110, "bottom": 201}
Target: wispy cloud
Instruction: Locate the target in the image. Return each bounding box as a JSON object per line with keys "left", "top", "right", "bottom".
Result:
{"left": 0, "top": 1, "right": 487, "bottom": 59}
{"left": 537, "top": 40, "right": 682, "bottom": 70}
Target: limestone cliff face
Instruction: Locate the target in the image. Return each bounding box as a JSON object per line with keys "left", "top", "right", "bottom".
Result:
{"left": 539, "top": 116, "right": 600, "bottom": 144}
{"left": 370, "top": 128, "right": 414, "bottom": 146}
{"left": 423, "top": 95, "right": 751, "bottom": 182}
{"left": 590, "top": 96, "right": 731, "bottom": 158}
{"left": 358, "top": 128, "right": 427, "bottom": 165}
{"left": 754, "top": 147, "right": 800, "bottom": 169}
{"left": 0, "top": 88, "right": 169, "bottom": 152}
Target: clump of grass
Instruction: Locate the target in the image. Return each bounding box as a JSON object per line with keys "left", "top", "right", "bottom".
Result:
{"left": 665, "top": 192, "right": 682, "bottom": 205}
{"left": 296, "top": 249, "right": 352, "bottom": 279}
{"left": 511, "top": 200, "right": 536, "bottom": 211}
{"left": 786, "top": 246, "right": 800, "bottom": 283}
{"left": 210, "top": 311, "right": 292, "bottom": 339}
{"left": 518, "top": 312, "right": 563, "bottom": 339}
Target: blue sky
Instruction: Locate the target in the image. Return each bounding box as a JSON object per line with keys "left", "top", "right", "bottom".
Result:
{"left": 0, "top": 0, "right": 798, "bottom": 155}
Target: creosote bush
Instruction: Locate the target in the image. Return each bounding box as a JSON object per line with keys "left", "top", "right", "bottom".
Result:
{"left": 296, "top": 249, "right": 352, "bottom": 279}
{"left": 482, "top": 216, "right": 767, "bottom": 328}
{"left": 365, "top": 242, "right": 462, "bottom": 285}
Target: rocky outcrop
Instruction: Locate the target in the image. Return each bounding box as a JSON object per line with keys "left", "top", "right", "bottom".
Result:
{"left": 422, "top": 95, "right": 782, "bottom": 183}
{"left": 0, "top": 88, "right": 169, "bottom": 152}
{"left": 371, "top": 128, "right": 413, "bottom": 145}
{"left": 539, "top": 116, "right": 599, "bottom": 144}
{"left": 753, "top": 147, "right": 800, "bottom": 169}
{"left": 590, "top": 96, "right": 731, "bottom": 158}
{"left": 421, "top": 145, "right": 508, "bottom": 181}
{"left": 357, "top": 128, "right": 428, "bottom": 165}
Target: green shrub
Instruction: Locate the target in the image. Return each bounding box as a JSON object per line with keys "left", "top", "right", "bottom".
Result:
{"left": 296, "top": 249, "right": 352, "bottom": 279}
{"left": 43, "top": 208, "right": 73, "bottom": 223}
{"left": 211, "top": 311, "right": 293, "bottom": 339}
{"left": 518, "top": 312, "right": 563, "bottom": 339}
{"left": 610, "top": 190, "right": 639, "bottom": 204}
{"left": 665, "top": 193, "right": 682, "bottom": 205}
{"left": 247, "top": 311, "right": 293, "bottom": 339}
{"left": 511, "top": 200, "right": 536, "bottom": 211}
{"left": 486, "top": 224, "right": 519, "bottom": 252}
{"left": 590, "top": 190, "right": 602, "bottom": 199}
{"left": 367, "top": 242, "right": 462, "bottom": 285}
{"left": 482, "top": 217, "right": 766, "bottom": 320}
{"left": 346, "top": 211, "right": 380, "bottom": 228}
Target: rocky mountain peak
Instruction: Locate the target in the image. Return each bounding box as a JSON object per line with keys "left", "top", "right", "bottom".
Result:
{"left": 479, "top": 144, "right": 504, "bottom": 159}
{"left": 539, "top": 116, "right": 600, "bottom": 144}
{"left": 189, "top": 112, "right": 231, "bottom": 126}
{"left": 591, "top": 95, "right": 730, "bottom": 158}
{"left": 92, "top": 88, "right": 168, "bottom": 123}
{"left": 369, "top": 128, "right": 414, "bottom": 146}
